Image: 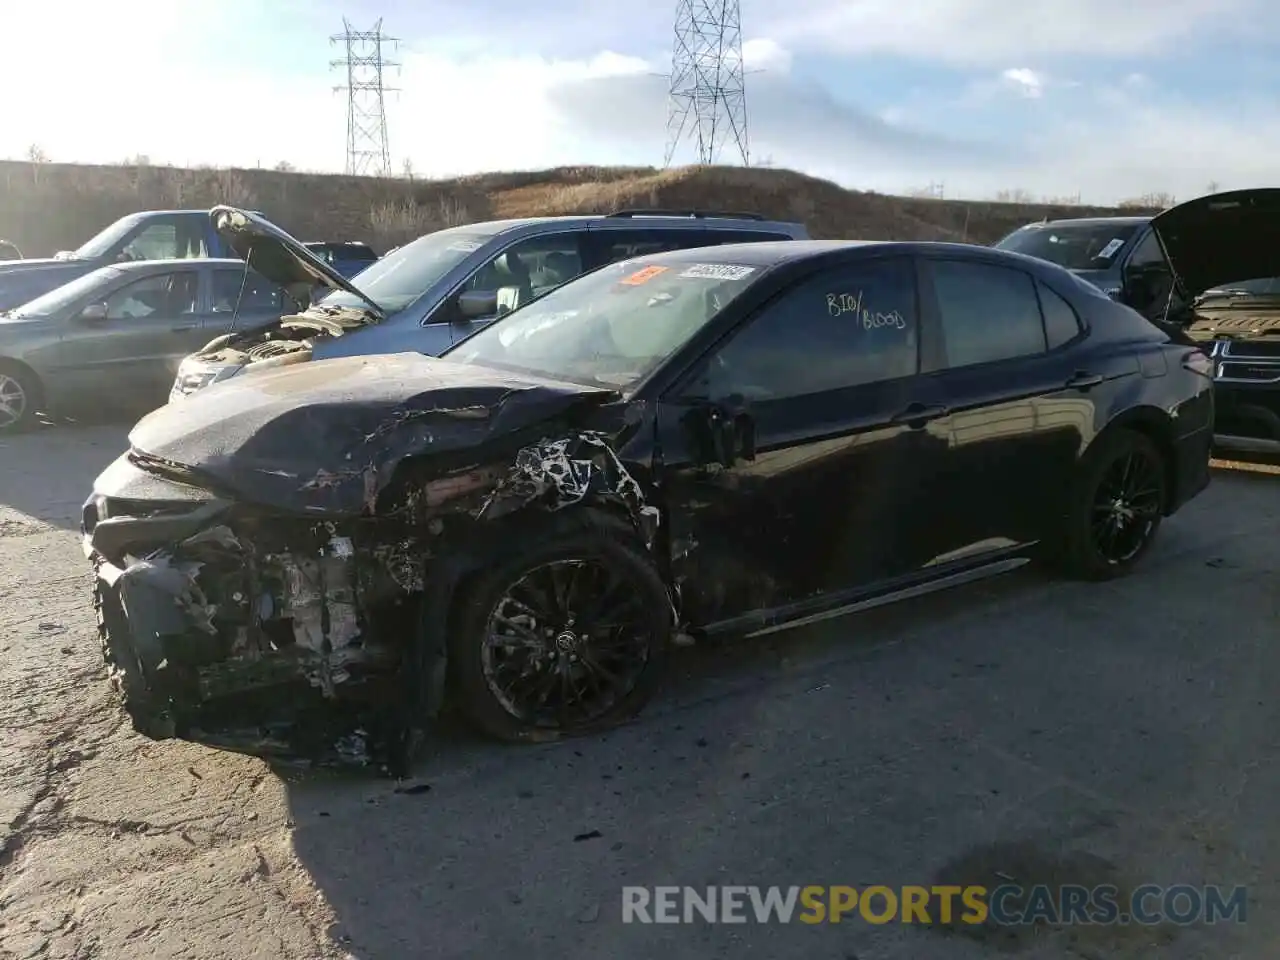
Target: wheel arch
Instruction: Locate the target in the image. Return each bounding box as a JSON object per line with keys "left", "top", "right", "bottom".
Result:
{"left": 0, "top": 355, "right": 45, "bottom": 413}
{"left": 1092, "top": 405, "right": 1179, "bottom": 512}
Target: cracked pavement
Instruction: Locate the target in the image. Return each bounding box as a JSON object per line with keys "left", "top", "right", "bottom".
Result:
{"left": 1, "top": 423, "right": 1278, "bottom": 959}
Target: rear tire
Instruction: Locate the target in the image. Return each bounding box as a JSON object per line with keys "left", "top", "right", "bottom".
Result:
{"left": 1058, "top": 428, "right": 1167, "bottom": 581}
{"left": 449, "top": 520, "right": 673, "bottom": 743}
{"left": 0, "top": 362, "right": 41, "bottom": 433}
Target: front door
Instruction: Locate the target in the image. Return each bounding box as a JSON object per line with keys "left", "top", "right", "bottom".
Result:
{"left": 54, "top": 268, "right": 208, "bottom": 403}
{"left": 445, "top": 232, "right": 587, "bottom": 344}
{"left": 653, "top": 255, "right": 945, "bottom": 627}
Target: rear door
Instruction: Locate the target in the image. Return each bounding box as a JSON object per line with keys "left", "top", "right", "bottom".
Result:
{"left": 915, "top": 256, "right": 1117, "bottom": 556}
{"left": 654, "top": 255, "right": 945, "bottom": 623}
{"left": 208, "top": 267, "right": 290, "bottom": 338}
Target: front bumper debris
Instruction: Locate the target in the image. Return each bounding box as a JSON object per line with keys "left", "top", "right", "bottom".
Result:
{"left": 82, "top": 430, "right": 658, "bottom": 773}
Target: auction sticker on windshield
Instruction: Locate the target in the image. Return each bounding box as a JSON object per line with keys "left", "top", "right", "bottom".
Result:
{"left": 1096, "top": 238, "right": 1126, "bottom": 260}
{"left": 679, "top": 264, "right": 756, "bottom": 280}
{"left": 621, "top": 265, "right": 669, "bottom": 285}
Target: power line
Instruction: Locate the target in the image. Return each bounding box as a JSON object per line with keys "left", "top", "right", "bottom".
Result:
{"left": 664, "top": 0, "right": 750, "bottom": 168}
{"left": 329, "top": 18, "right": 400, "bottom": 177}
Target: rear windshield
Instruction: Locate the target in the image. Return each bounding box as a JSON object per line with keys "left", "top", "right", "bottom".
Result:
{"left": 995, "top": 222, "right": 1142, "bottom": 271}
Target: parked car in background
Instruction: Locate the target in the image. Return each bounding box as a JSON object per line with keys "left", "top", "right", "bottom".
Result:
{"left": 84, "top": 238, "right": 1213, "bottom": 768}
{"left": 0, "top": 209, "right": 263, "bottom": 312}
{"left": 0, "top": 240, "right": 22, "bottom": 261}
{"left": 304, "top": 240, "right": 379, "bottom": 279}
{"left": 168, "top": 206, "right": 810, "bottom": 399}
{"left": 0, "top": 258, "right": 292, "bottom": 431}
{"left": 992, "top": 215, "right": 1193, "bottom": 331}
{"left": 1146, "top": 189, "right": 1280, "bottom": 457}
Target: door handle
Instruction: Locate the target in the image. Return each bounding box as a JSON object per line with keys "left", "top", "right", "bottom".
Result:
{"left": 890, "top": 402, "right": 949, "bottom": 428}
{"left": 1065, "top": 371, "right": 1104, "bottom": 389}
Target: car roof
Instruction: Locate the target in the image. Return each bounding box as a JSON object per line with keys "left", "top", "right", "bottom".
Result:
{"left": 109, "top": 258, "right": 253, "bottom": 273}
{"left": 1028, "top": 216, "right": 1152, "bottom": 228}
{"left": 474, "top": 213, "right": 803, "bottom": 235}
{"left": 620, "top": 239, "right": 1050, "bottom": 268}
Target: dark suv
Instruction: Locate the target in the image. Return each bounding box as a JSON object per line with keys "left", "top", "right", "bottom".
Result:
{"left": 998, "top": 192, "right": 1280, "bottom": 457}
{"left": 171, "top": 208, "right": 809, "bottom": 399}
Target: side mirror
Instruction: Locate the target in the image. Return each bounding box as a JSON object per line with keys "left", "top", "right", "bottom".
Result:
{"left": 77, "top": 302, "right": 109, "bottom": 324}
{"left": 680, "top": 395, "right": 755, "bottom": 468}
{"left": 457, "top": 290, "right": 498, "bottom": 320}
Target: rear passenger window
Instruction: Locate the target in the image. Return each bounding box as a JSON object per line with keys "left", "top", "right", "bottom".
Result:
{"left": 930, "top": 260, "right": 1047, "bottom": 368}
{"left": 1037, "top": 281, "right": 1082, "bottom": 349}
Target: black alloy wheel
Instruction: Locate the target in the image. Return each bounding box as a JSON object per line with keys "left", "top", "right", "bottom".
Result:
{"left": 450, "top": 523, "right": 672, "bottom": 742}
{"left": 1061, "top": 428, "right": 1167, "bottom": 580}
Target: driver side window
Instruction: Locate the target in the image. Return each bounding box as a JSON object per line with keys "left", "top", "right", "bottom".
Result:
{"left": 104, "top": 272, "right": 198, "bottom": 320}
{"left": 704, "top": 258, "right": 919, "bottom": 401}
{"left": 463, "top": 234, "right": 585, "bottom": 311}
{"left": 117, "top": 219, "right": 208, "bottom": 262}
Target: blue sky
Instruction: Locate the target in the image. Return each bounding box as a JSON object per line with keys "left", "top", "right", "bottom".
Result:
{"left": 5, "top": 0, "right": 1280, "bottom": 203}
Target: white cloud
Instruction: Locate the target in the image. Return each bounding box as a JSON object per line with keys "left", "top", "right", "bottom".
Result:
{"left": 1, "top": 0, "right": 1278, "bottom": 209}
{"left": 751, "top": 0, "right": 1264, "bottom": 66}
{"left": 1001, "top": 68, "right": 1046, "bottom": 99}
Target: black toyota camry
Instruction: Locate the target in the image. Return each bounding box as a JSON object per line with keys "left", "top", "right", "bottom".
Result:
{"left": 82, "top": 238, "right": 1215, "bottom": 772}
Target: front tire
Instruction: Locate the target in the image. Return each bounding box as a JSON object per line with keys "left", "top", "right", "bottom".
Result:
{"left": 449, "top": 519, "right": 673, "bottom": 743}
{"left": 0, "top": 363, "right": 40, "bottom": 433}
{"left": 1060, "top": 428, "right": 1167, "bottom": 580}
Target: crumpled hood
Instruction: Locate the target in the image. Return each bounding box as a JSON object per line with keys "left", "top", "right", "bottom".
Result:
{"left": 127, "top": 352, "right": 618, "bottom": 515}
{"left": 1150, "top": 189, "right": 1280, "bottom": 298}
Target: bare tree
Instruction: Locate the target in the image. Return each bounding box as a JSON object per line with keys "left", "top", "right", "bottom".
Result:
{"left": 402, "top": 157, "right": 415, "bottom": 180}
{"left": 994, "top": 188, "right": 1036, "bottom": 204}
{"left": 26, "top": 144, "right": 48, "bottom": 162}
{"left": 1206, "top": 180, "right": 1220, "bottom": 195}
{"left": 274, "top": 161, "right": 296, "bottom": 172}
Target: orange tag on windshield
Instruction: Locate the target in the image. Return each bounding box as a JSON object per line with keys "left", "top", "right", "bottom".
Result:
{"left": 620, "top": 265, "right": 668, "bottom": 285}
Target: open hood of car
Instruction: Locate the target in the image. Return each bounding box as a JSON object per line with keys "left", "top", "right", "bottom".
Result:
{"left": 1149, "top": 189, "right": 1280, "bottom": 298}
{"left": 127, "top": 352, "right": 618, "bottom": 516}
{"left": 210, "top": 206, "right": 385, "bottom": 320}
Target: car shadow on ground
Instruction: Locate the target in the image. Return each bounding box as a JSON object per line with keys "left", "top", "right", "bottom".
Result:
{"left": 279, "top": 566, "right": 1053, "bottom": 958}
{"left": 276, "top": 468, "right": 1280, "bottom": 959}
{"left": 0, "top": 419, "right": 134, "bottom": 532}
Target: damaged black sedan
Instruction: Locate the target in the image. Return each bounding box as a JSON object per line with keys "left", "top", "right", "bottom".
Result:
{"left": 82, "top": 239, "right": 1214, "bottom": 772}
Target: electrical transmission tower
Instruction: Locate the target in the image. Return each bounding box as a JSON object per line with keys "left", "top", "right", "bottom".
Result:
{"left": 330, "top": 18, "right": 400, "bottom": 177}
{"left": 664, "top": 0, "right": 750, "bottom": 168}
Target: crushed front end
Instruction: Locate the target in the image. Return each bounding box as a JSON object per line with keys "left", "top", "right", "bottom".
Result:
{"left": 83, "top": 453, "right": 429, "bottom": 769}
{"left": 82, "top": 416, "right": 658, "bottom": 773}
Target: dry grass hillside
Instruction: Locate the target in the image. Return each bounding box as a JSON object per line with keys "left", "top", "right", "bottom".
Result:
{"left": 0, "top": 159, "right": 1154, "bottom": 257}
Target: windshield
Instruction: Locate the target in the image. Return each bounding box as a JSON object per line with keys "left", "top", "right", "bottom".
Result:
{"left": 995, "top": 222, "right": 1142, "bottom": 270}
{"left": 1200, "top": 277, "right": 1280, "bottom": 297}
{"left": 8, "top": 266, "right": 124, "bottom": 318}
{"left": 73, "top": 215, "right": 145, "bottom": 260}
{"left": 319, "top": 226, "right": 497, "bottom": 314}
{"left": 446, "top": 256, "right": 763, "bottom": 389}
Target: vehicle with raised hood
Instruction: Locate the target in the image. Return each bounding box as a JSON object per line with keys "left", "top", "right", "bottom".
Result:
{"left": 82, "top": 238, "right": 1213, "bottom": 773}
{"left": 0, "top": 258, "right": 294, "bottom": 432}
{"left": 1146, "top": 188, "right": 1280, "bottom": 457}
{"left": 168, "top": 206, "right": 810, "bottom": 401}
